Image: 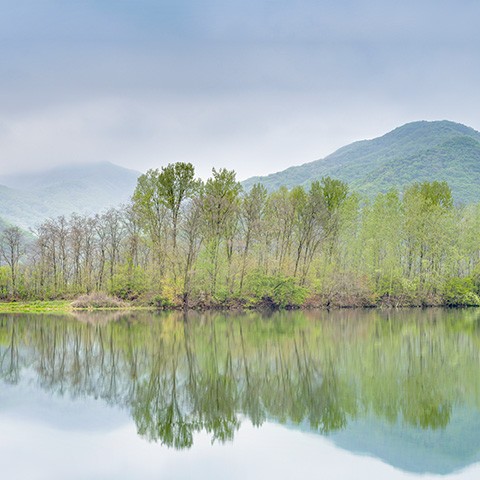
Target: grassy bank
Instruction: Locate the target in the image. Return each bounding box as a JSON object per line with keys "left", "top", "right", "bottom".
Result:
{"left": 0, "top": 301, "right": 155, "bottom": 314}
{"left": 0, "top": 300, "right": 73, "bottom": 313}
{"left": 0, "top": 294, "right": 146, "bottom": 313}
{"left": 0, "top": 291, "right": 476, "bottom": 314}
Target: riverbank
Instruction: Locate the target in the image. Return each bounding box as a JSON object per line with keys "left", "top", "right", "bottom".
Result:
{"left": 0, "top": 300, "right": 150, "bottom": 314}
{"left": 0, "top": 301, "right": 73, "bottom": 313}
{"left": 0, "top": 296, "right": 474, "bottom": 314}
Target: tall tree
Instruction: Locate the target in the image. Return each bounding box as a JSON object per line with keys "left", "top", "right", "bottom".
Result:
{"left": 239, "top": 183, "right": 267, "bottom": 293}
{"left": 0, "top": 226, "right": 25, "bottom": 296}
{"left": 403, "top": 181, "right": 454, "bottom": 295}
{"left": 156, "top": 162, "right": 198, "bottom": 251}
{"left": 133, "top": 163, "right": 198, "bottom": 290}
{"left": 201, "top": 168, "right": 242, "bottom": 296}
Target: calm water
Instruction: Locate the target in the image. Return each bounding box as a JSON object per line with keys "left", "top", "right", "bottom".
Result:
{"left": 1, "top": 309, "right": 480, "bottom": 479}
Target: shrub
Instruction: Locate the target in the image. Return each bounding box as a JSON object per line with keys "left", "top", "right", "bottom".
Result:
{"left": 148, "top": 294, "right": 175, "bottom": 309}
{"left": 71, "top": 292, "right": 127, "bottom": 309}
{"left": 110, "top": 265, "right": 147, "bottom": 300}
{"left": 245, "top": 272, "right": 308, "bottom": 308}
{"left": 443, "top": 277, "right": 480, "bottom": 307}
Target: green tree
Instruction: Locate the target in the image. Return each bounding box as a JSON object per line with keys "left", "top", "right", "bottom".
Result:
{"left": 132, "top": 163, "right": 199, "bottom": 290}
{"left": 321, "top": 177, "right": 349, "bottom": 262}
{"left": 403, "top": 181, "right": 455, "bottom": 298}
{"left": 201, "top": 168, "right": 242, "bottom": 296}
{"left": 239, "top": 183, "right": 267, "bottom": 293}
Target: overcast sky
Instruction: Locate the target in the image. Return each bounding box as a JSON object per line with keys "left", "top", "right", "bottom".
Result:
{"left": 0, "top": 0, "right": 479, "bottom": 180}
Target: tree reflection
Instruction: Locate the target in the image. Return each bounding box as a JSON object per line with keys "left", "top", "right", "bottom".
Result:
{"left": 0, "top": 309, "right": 480, "bottom": 449}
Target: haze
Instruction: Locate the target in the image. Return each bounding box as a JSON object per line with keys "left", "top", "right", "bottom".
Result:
{"left": 1, "top": 0, "right": 479, "bottom": 180}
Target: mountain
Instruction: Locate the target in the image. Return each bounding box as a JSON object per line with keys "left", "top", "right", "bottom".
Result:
{"left": 243, "top": 120, "right": 480, "bottom": 203}
{"left": 0, "top": 162, "right": 140, "bottom": 228}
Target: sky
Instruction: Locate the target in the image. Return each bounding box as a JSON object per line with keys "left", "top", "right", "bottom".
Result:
{"left": 0, "top": 0, "right": 479, "bottom": 180}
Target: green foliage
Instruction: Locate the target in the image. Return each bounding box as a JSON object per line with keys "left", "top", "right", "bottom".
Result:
{"left": 134, "top": 162, "right": 199, "bottom": 247}
{"left": 155, "top": 162, "right": 198, "bottom": 213}
{"left": 443, "top": 278, "right": 480, "bottom": 307}
{"left": 0, "top": 265, "right": 10, "bottom": 298}
{"left": 322, "top": 176, "right": 349, "bottom": 212}
{"left": 8, "top": 158, "right": 480, "bottom": 309}
{"left": 202, "top": 167, "right": 242, "bottom": 236}
{"left": 110, "top": 265, "right": 147, "bottom": 300}
{"left": 242, "top": 120, "right": 480, "bottom": 204}
{"left": 245, "top": 272, "right": 308, "bottom": 308}
{"left": 201, "top": 168, "right": 242, "bottom": 296}
{"left": 404, "top": 180, "right": 453, "bottom": 210}
{"left": 148, "top": 294, "right": 175, "bottom": 309}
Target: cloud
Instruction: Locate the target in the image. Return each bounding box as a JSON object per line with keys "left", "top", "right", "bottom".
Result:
{"left": 0, "top": 0, "right": 479, "bottom": 179}
{"left": 0, "top": 91, "right": 411, "bottom": 180}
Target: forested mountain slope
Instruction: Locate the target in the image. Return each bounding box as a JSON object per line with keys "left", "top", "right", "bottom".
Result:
{"left": 243, "top": 120, "right": 480, "bottom": 203}
{"left": 0, "top": 162, "right": 140, "bottom": 228}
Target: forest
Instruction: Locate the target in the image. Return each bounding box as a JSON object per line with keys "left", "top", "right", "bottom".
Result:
{"left": 1, "top": 162, "right": 480, "bottom": 308}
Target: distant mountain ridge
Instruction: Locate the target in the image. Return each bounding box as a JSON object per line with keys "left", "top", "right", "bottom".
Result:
{"left": 3, "top": 120, "right": 480, "bottom": 229}
{"left": 243, "top": 120, "right": 480, "bottom": 203}
{"left": 0, "top": 162, "right": 140, "bottom": 228}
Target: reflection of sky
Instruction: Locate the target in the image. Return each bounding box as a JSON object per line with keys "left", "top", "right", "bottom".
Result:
{"left": 2, "top": 415, "right": 480, "bottom": 480}
{"left": 0, "top": 1, "right": 479, "bottom": 179}
{"left": 1, "top": 379, "right": 480, "bottom": 479}
{"left": 0, "top": 379, "right": 128, "bottom": 432}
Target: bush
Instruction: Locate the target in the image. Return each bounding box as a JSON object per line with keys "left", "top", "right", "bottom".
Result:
{"left": 110, "top": 265, "right": 147, "bottom": 300}
{"left": 245, "top": 272, "right": 308, "bottom": 308}
{"left": 71, "top": 292, "right": 127, "bottom": 309}
{"left": 148, "top": 294, "right": 175, "bottom": 309}
{"left": 443, "top": 277, "right": 480, "bottom": 307}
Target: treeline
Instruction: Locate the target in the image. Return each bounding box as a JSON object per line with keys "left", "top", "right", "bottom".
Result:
{"left": 1, "top": 162, "right": 480, "bottom": 307}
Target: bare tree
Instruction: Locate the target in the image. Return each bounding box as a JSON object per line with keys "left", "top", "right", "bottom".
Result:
{"left": 0, "top": 226, "right": 25, "bottom": 295}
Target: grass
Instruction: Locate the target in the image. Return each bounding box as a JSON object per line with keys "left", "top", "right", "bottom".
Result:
{"left": 0, "top": 300, "right": 72, "bottom": 313}
{"left": 0, "top": 295, "right": 150, "bottom": 314}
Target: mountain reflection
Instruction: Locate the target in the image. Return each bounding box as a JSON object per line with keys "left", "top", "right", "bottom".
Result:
{"left": 1, "top": 309, "right": 480, "bottom": 450}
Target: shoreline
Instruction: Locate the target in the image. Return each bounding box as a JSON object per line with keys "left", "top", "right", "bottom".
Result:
{"left": 0, "top": 299, "right": 476, "bottom": 315}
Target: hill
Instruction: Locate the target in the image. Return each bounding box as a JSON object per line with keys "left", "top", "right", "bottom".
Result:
{"left": 243, "top": 120, "right": 480, "bottom": 203}
{"left": 0, "top": 162, "right": 140, "bottom": 228}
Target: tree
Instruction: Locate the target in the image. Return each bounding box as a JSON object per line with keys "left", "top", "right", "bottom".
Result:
{"left": 201, "top": 168, "right": 242, "bottom": 296}
{"left": 132, "top": 169, "right": 169, "bottom": 274}
{"left": 403, "top": 181, "right": 455, "bottom": 296}
{"left": 180, "top": 192, "right": 204, "bottom": 307}
{"left": 321, "top": 177, "right": 349, "bottom": 261}
{"left": 292, "top": 182, "right": 327, "bottom": 283}
{"left": 239, "top": 184, "right": 267, "bottom": 293}
{"left": 360, "top": 190, "right": 403, "bottom": 298}
{"left": 266, "top": 186, "right": 298, "bottom": 276}
{"left": 133, "top": 163, "right": 199, "bottom": 291}
{"left": 157, "top": 163, "right": 198, "bottom": 250}
{"left": 0, "top": 226, "right": 25, "bottom": 296}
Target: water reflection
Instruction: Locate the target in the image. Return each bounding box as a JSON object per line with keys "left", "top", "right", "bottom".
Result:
{"left": 1, "top": 309, "right": 480, "bottom": 456}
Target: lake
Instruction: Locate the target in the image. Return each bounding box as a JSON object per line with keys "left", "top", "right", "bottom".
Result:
{"left": 1, "top": 308, "right": 480, "bottom": 479}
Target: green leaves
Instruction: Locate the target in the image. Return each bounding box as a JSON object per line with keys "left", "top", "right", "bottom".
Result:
{"left": 202, "top": 168, "right": 242, "bottom": 235}
{"left": 245, "top": 272, "right": 308, "bottom": 308}
{"left": 443, "top": 277, "right": 480, "bottom": 307}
